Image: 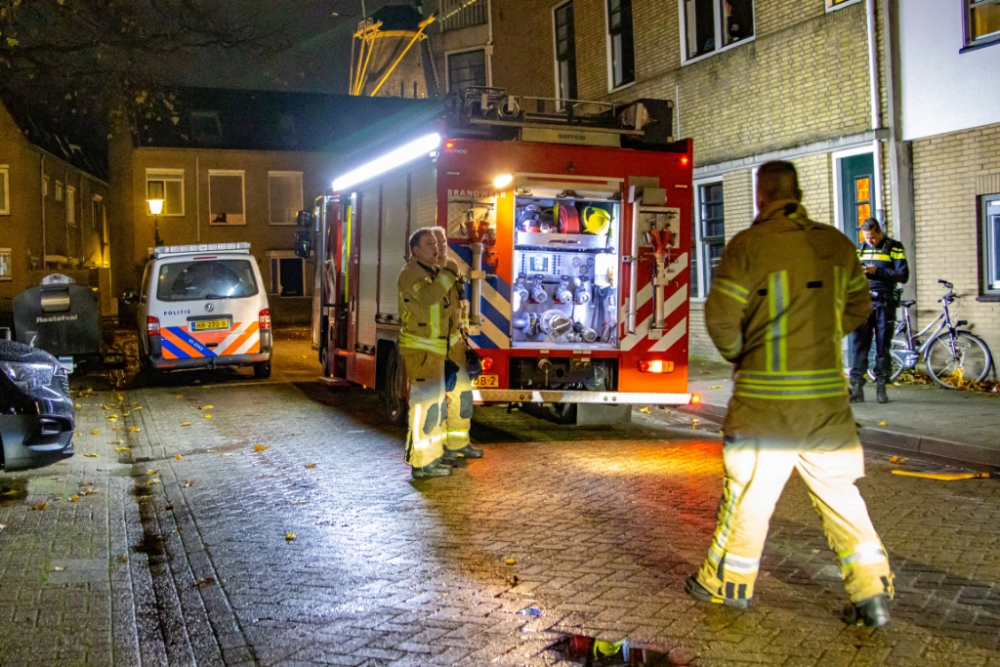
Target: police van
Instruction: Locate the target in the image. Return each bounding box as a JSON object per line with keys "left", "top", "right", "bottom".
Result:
{"left": 135, "top": 243, "right": 273, "bottom": 378}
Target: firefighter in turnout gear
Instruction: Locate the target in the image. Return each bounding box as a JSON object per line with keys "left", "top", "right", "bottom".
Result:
{"left": 687, "top": 162, "right": 894, "bottom": 628}
{"left": 398, "top": 227, "right": 483, "bottom": 479}
{"left": 850, "top": 218, "right": 909, "bottom": 404}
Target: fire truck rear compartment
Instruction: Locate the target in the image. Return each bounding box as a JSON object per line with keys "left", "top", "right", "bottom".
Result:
{"left": 509, "top": 357, "right": 618, "bottom": 392}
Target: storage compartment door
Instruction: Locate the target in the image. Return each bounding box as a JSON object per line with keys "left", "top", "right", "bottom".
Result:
{"left": 379, "top": 174, "right": 408, "bottom": 317}
{"left": 409, "top": 165, "right": 437, "bottom": 230}
{"left": 356, "top": 185, "right": 380, "bottom": 349}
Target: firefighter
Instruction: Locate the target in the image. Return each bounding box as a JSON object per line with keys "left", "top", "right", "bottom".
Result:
{"left": 850, "top": 218, "right": 909, "bottom": 404}
{"left": 686, "top": 161, "right": 894, "bottom": 627}
{"left": 398, "top": 227, "right": 483, "bottom": 479}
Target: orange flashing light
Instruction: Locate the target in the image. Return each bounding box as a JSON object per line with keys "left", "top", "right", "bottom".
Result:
{"left": 680, "top": 156, "right": 690, "bottom": 166}
{"left": 639, "top": 359, "right": 674, "bottom": 373}
{"left": 690, "top": 393, "right": 702, "bottom": 405}
{"left": 445, "top": 140, "right": 456, "bottom": 150}
{"left": 482, "top": 357, "right": 494, "bottom": 372}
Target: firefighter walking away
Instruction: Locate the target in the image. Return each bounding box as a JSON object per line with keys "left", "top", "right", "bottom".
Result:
{"left": 687, "top": 161, "right": 894, "bottom": 627}
{"left": 398, "top": 227, "right": 483, "bottom": 479}
{"left": 850, "top": 217, "right": 909, "bottom": 404}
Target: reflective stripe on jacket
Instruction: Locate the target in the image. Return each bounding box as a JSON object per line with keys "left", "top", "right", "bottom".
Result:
{"left": 857, "top": 237, "right": 909, "bottom": 294}
{"left": 398, "top": 258, "right": 466, "bottom": 362}
{"left": 706, "top": 200, "right": 872, "bottom": 447}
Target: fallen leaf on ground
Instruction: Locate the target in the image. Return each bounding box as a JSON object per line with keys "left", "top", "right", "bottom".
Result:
{"left": 709, "top": 385, "right": 724, "bottom": 389}
{"left": 123, "top": 412, "right": 130, "bottom": 417}
{"left": 70, "top": 494, "right": 80, "bottom": 502}
{"left": 83, "top": 453, "right": 98, "bottom": 458}
{"left": 184, "top": 480, "right": 194, "bottom": 487}
{"left": 129, "top": 426, "right": 140, "bottom": 432}
{"left": 118, "top": 556, "right": 128, "bottom": 563}
{"left": 220, "top": 453, "right": 233, "bottom": 457}
{"left": 109, "top": 439, "right": 124, "bottom": 445}
{"left": 254, "top": 444, "right": 269, "bottom": 452}
{"left": 305, "top": 463, "right": 317, "bottom": 469}
{"left": 31, "top": 502, "right": 47, "bottom": 511}
{"left": 203, "top": 413, "right": 212, "bottom": 419}
{"left": 102, "top": 404, "right": 111, "bottom": 410}
{"left": 107, "top": 417, "right": 118, "bottom": 423}
{"left": 639, "top": 407, "right": 651, "bottom": 414}
{"left": 73, "top": 432, "right": 82, "bottom": 437}
{"left": 115, "top": 447, "right": 130, "bottom": 452}
{"left": 200, "top": 405, "right": 213, "bottom": 410}
{"left": 879, "top": 421, "right": 887, "bottom": 426}
{"left": 83, "top": 488, "right": 99, "bottom": 495}
{"left": 74, "top": 403, "right": 82, "bottom": 409}
{"left": 174, "top": 454, "right": 182, "bottom": 461}
{"left": 181, "top": 422, "right": 191, "bottom": 427}
{"left": 195, "top": 577, "right": 215, "bottom": 587}
{"left": 132, "top": 406, "right": 142, "bottom": 410}
{"left": 145, "top": 469, "right": 157, "bottom": 475}
{"left": 91, "top": 429, "right": 100, "bottom": 435}
{"left": 285, "top": 533, "right": 296, "bottom": 541}
{"left": 176, "top": 395, "right": 183, "bottom": 399}
{"left": 146, "top": 478, "right": 160, "bottom": 486}
{"left": 53, "top": 566, "right": 65, "bottom": 572}
{"left": 112, "top": 427, "right": 122, "bottom": 431}
{"left": 699, "top": 370, "right": 712, "bottom": 374}
{"left": 890, "top": 456, "right": 909, "bottom": 464}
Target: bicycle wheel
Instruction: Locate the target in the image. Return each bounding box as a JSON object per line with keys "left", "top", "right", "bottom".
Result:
{"left": 925, "top": 331, "right": 993, "bottom": 389}
{"left": 866, "top": 333, "right": 908, "bottom": 383}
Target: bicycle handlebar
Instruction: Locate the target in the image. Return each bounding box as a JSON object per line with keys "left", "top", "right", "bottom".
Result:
{"left": 938, "top": 279, "right": 954, "bottom": 289}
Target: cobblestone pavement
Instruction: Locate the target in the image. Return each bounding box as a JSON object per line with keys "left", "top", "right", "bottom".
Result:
{"left": 2, "top": 331, "right": 1000, "bottom": 666}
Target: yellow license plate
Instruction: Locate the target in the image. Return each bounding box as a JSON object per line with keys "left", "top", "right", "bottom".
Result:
{"left": 474, "top": 374, "right": 499, "bottom": 388}
{"left": 193, "top": 319, "right": 229, "bottom": 331}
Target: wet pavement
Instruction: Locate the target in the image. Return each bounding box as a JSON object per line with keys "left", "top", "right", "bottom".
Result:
{"left": 1, "top": 329, "right": 1000, "bottom": 665}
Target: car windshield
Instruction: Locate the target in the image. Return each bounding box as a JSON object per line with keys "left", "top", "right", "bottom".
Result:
{"left": 156, "top": 259, "right": 259, "bottom": 302}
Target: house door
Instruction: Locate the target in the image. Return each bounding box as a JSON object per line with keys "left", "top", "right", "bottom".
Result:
{"left": 839, "top": 153, "right": 875, "bottom": 244}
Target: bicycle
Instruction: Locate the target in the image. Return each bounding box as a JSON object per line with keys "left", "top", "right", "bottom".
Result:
{"left": 865, "top": 280, "right": 994, "bottom": 389}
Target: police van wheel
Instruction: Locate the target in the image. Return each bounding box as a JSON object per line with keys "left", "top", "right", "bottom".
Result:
{"left": 254, "top": 361, "right": 271, "bottom": 379}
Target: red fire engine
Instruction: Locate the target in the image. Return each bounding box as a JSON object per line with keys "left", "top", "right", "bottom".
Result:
{"left": 297, "top": 88, "right": 695, "bottom": 424}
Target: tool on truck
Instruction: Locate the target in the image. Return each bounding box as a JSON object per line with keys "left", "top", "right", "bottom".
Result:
{"left": 295, "top": 87, "right": 696, "bottom": 424}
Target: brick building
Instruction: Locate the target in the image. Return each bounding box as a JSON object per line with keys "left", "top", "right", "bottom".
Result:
{"left": 107, "top": 88, "right": 419, "bottom": 324}
{"left": 0, "top": 95, "right": 113, "bottom": 318}
{"left": 489, "top": 0, "right": 907, "bottom": 362}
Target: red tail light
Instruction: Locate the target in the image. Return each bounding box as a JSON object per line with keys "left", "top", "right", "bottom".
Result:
{"left": 639, "top": 360, "right": 674, "bottom": 373}
{"left": 146, "top": 316, "right": 160, "bottom": 336}
{"left": 259, "top": 309, "right": 271, "bottom": 330}
{"left": 690, "top": 393, "right": 702, "bottom": 405}
{"left": 481, "top": 357, "right": 494, "bottom": 372}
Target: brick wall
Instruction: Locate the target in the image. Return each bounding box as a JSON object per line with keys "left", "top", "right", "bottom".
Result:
{"left": 911, "top": 124, "right": 1000, "bottom": 356}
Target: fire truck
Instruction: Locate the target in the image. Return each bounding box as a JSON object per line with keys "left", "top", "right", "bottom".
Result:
{"left": 297, "top": 88, "right": 695, "bottom": 424}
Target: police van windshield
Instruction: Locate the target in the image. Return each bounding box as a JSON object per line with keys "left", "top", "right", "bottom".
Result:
{"left": 156, "top": 259, "right": 259, "bottom": 302}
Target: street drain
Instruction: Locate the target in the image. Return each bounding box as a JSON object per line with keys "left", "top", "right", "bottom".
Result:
{"left": 548, "top": 635, "right": 671, "bottom": 665}
{"left": 0, "top": 479, "right": 28, "bottom": 506}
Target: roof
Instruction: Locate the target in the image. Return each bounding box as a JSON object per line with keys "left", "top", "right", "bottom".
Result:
{"left": 129, "top": 87, "right": 432, "bottom": 152}
{"left": 0, "top": 89, "right": 109, "bottom": 181}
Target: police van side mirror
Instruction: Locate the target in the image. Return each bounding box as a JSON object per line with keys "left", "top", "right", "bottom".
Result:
{"left": 296, "top": 210, "right": 314, "bottom": 228}
{"left": 294, "top": 231, "right": 312, "bottom": 259}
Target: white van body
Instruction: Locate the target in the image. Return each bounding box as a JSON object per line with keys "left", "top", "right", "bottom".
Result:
{"left": 137, "top": 243, "right": 272, "bottom": 377}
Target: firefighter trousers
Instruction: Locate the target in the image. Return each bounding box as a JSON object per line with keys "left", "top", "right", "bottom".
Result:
{"left": 696, "top": 438, "right": 894, "bottom": 604}
{"left": 851, "top": 299, "right": 896, "bottom": 384}
{"left": 401, "top": 349, "right": 474, "bottom": 469}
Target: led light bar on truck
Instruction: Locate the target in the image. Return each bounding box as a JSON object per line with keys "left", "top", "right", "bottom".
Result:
{"left": 332, "top": 132, "right": 441, "bottom": 192}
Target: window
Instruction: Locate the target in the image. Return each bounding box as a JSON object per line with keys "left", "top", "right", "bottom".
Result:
{"left": 191, "top": 111, "right": 222, "bottom": 143}
{"left": 447, "top": 49, "right": 488, "bottom": 95}
{"left": 66, "top": 186, "right": 76, "bottom": 224}
{"left": 156, "top": 259, "right": 259, "bottom": 302}
{"left": 146, "top": 170, "right": 185, "bottom": 216}
{"left": 268, "top": 172, "right": 303, "bottom": 225}
{"left": 0, "top": 166, "right": 8, "bottom": 215}
{"left": 208, "top": 171, "right": 245, "bottom": 225}
{"left": 983, "top": 195, "right": 1000, "bottom": 294}
{"left": 607, "top": 0, "right": 635, "bottom": 88}
{"left": 826, "top": 0, "right": 860, "bottom": 10}
{"left": 269, "top": 255, "right": 306, "bottom": 297}
{"left": 0, "top": 248, "right": 10, "bottom": 281}
{"left": 692, "top": 182, "right": 725, "bottom": 298}
{"left": 966, "top": 0, "right": 1000, "bottom": 48}
{"left": 682, "top": 0, "right": 754, "bottom": 61}
{"left": 55, "top": 180, "right": 64, "bottom": 202}
{"left": 554, "top": 2, "right": 578, "bottom": 102}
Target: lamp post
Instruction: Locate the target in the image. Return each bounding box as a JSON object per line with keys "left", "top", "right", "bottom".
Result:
{"left": 147, "top": 198, "right": 165, "bottom": 247}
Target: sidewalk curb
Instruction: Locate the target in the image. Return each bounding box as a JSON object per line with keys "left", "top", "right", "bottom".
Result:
{"left": 679, "top": 402, "right": 1000, "bottom": 471}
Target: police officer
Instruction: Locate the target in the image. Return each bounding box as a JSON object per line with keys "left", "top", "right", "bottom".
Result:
{"left": 398, "top": 227, "right": 483, "bottom": 479}
{"left": 687, "top": 162, "right": 894, "bottom": 627}
{"left": 850, "top": 218, "right": 909, "bottom": 404}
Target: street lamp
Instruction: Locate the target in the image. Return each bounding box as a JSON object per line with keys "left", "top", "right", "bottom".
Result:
{"left": 147, "top": 198, "right": 165, "bottom": 247}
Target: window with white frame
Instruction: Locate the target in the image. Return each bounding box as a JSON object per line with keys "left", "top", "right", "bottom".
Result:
{"left": 55, "top": 180, "right": 64, "bottom": 202}
{"left": 983, "top": 195, "right": 1000, "bottom": 294}
{"left": 146, "top": 169, "right": 185, "bottom": 216}
{"left": 692, "top": 182, "right": 726, "bottom": 298}
{"left": 208, "top": 171, "right": 245, "bottom": 225}
{"left": 682, "top": 0, "right": 754, "bottom": 62}
{"left": 268, "top": 253, "right": 306, "bottom": 297}
{"left": 554, "top": 2, "right": 578, "bottom": 102}
{"left": 607, "top": 0, "right": 635, "bottom": 89}
{"left": 268, "top": 172, "right": 303, "bottom": 225}
{"left": 0, "top": 166, "right": 8, "bottom": 215}
{"left": 66, "top": 186, "right": 76, "bottom": 224}
{"left": 966, "top": 0, "right": 1000, "bottom": 48}
{"left": 447, "top": 49, "right": 488, "bottom": 94}
{"left": 0, "top": 248, "right": 11, "bottom": 281}
{"left": 826, "top": 0, "right": 860, "bottom": 10}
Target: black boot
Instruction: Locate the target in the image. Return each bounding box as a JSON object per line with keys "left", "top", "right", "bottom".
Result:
{"left": 842, "top": 594, "right": 891, "bottom": 628}
{"left": 849, "top": 381, "right": 865, "bottom": 403}
{"left": 876, "top": 381, "right": 888, "bottom": 404}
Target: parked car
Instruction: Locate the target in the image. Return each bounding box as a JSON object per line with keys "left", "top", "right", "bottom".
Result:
{"left": 0, "top": 339, "right": 75, "bottom": 472}
{"left": 129, "top": 243, "right": 273, "bottom": 378}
